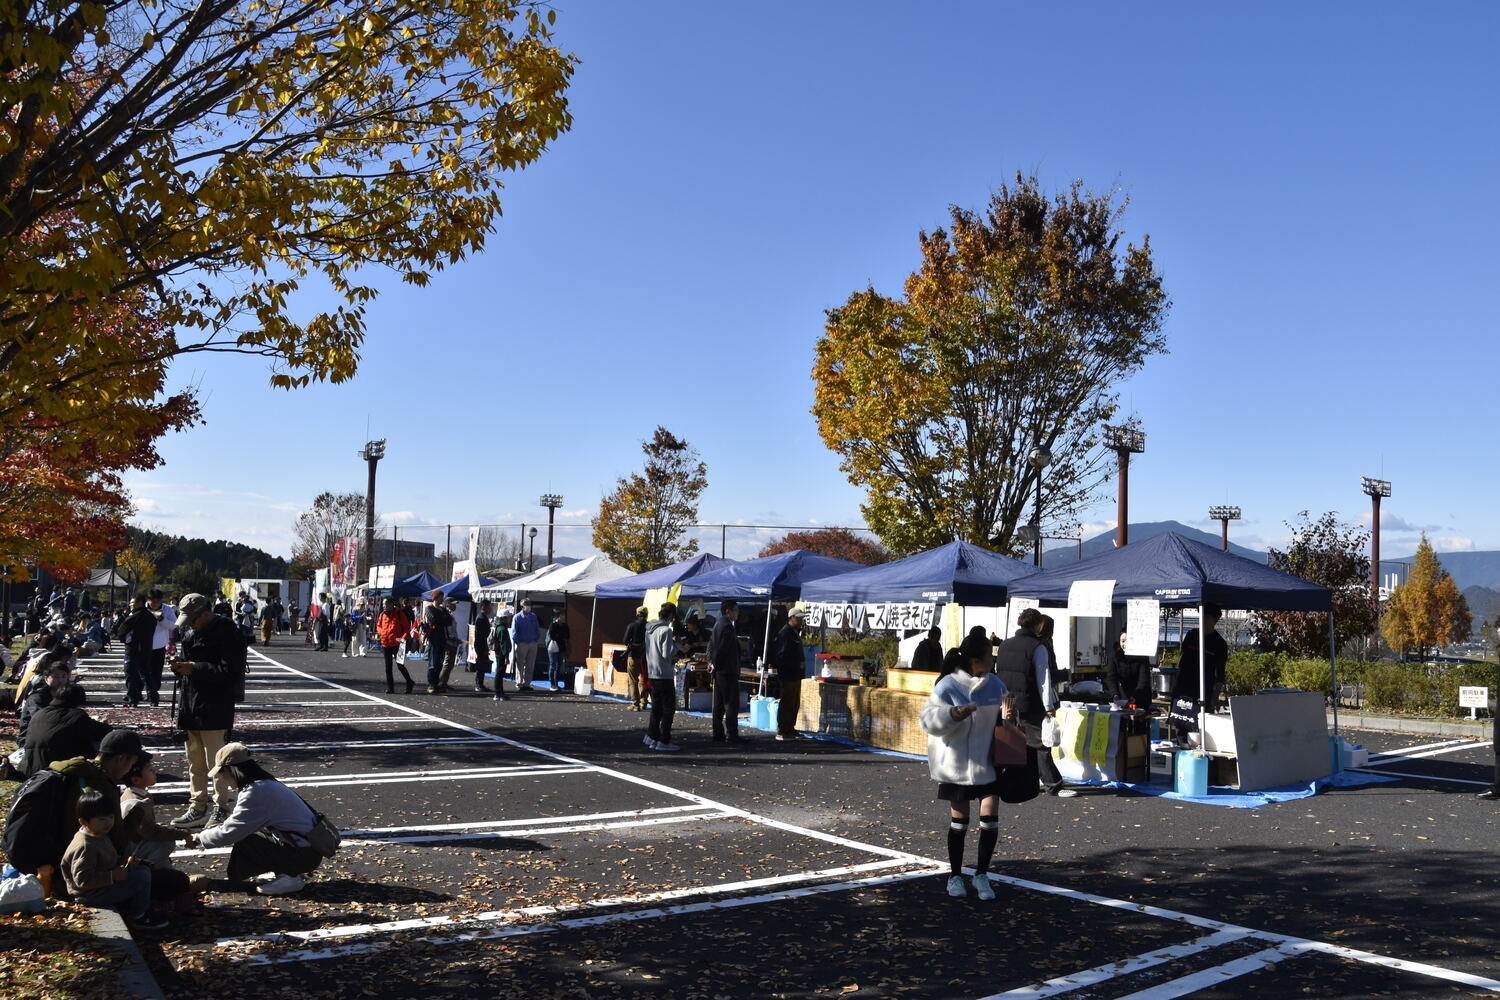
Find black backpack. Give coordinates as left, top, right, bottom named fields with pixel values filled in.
left=2, top=768, right=70, bottom=874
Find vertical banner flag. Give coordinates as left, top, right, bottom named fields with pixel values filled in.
left=467, top=526, right=482, bottom=596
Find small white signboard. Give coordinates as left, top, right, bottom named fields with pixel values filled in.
left=1124, top=599, right=1160, bottom=658
left=1067, top=580, right=1116, bottom=619
left=1006, top=597, right=1040, bottom=636
left=1459, top=685, right=1490, bottom=718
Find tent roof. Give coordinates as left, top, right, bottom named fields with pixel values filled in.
left=435, top=574, right=500, bottom=599
left=677, top=549, right=865, bottom=600
left=390, top=571, right=444, bottom=599
left=514, top=555, right=632, bottom=597
left=1006, top=531, right=1332, bottom=612
left=472, top=563, right=561, bottom=601
left=87, top=568, right=128, bottom=588
left=594, top=552, right=735, bottom=600
left=799, top=540, right=1038, bottom=606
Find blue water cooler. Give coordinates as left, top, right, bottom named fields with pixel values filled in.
left=1174, top=751, right=1209, bottom=796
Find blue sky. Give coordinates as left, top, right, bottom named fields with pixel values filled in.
left=128, top=1, right=1500, bottom=564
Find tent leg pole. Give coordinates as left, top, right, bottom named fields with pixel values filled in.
left=761, top=599, right=774, bottom=668
left=1329, top=609, right=1339, bottom=736
left=1198, top=602, right=1207, bottom=744
left=589, top=597, right=598, bottom=660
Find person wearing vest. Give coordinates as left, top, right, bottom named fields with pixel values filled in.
left=993, top=608, right=1076, bottom=798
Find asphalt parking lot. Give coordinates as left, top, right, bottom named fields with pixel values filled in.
left=70, top=639, right=1500, bottom=999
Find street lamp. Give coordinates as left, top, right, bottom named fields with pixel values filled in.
left=1208, top=505, right=1241, bottom=551
left=1361, top=477, right=1391, bottom=611
left=528, top=526, right=538, bottom=571
left=1103, top=421, right=1146, bottom=547
left=1028, top=445, right=1052, bottom=567
left=539, top=493, right=564, bottom=565
left=358, top=439, right=386, bottom=586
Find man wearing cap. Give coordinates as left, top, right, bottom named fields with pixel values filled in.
left=771, top=611, right=808, bottom=741
left=168, top=593, right=246, bottom=827
left=622, top=606, right=649, bottom=711
left=511, top=600, right=542, bottom=691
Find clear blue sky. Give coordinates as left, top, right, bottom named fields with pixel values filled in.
left=128, top=1, right=1500, bottom=564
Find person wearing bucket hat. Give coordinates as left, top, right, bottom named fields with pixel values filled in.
left=194, top=743, right=323, bottom=895
left=167, top=593, right=245, bottom=828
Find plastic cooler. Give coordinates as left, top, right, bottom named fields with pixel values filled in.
left=1174, top=751, right=1209, bottom=796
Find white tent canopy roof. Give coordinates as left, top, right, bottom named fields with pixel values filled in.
left=519, top=555, right=631, bottom=597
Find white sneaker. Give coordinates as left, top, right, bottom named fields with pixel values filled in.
left=946, top=875, right=967, bottom=898
left=973, top=873, right=996, bottom=900
left=256, top=874, right=307, bottom=895
left=643, top=734, right=659, bottom=750
left=1052, top=788, right=1078, bottom=799
left=655, top=741, right=681, bottom=752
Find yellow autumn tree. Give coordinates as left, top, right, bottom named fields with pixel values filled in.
left=592, top=428, right=707, bottom=573
left=1381, top=535, right=1472, bottom=659
left=811, top=176, right=1169, bottom=555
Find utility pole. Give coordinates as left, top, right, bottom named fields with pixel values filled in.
left=539, top=494, right=563, bottom=565
left=1103, top=421, right=1146, bottom=547
left=1028, top=446, right=1052, bottom=567
left=1208, top=506, right=1241, bottom=551
left=359, top=439, right=386, bottom=588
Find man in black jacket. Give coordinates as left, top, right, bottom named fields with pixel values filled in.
left=1171, top=603, right=1227, bottom=721
left=167, top=593, right=245, bottom=827
left=709, top=601, right=742, bottom=742
left=994, top=608, right=1075, bottom=798
left=114, top=595, right=157, bottom=708
left=1105, top=631, right=1154, bottom=709
left=22, top=683, right=113, bottom=777
left=911, top=627, right=944, bottom=672
left=771, top=611, right=806, bottom=741
left=622, top=607, right=649, bottom=711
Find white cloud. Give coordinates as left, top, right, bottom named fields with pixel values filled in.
left=1431, top=536, right=1475, bottom=552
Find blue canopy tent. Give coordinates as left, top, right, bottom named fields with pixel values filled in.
left=677, top=549, right=866, bottom=659
left=594, top=553, right=735, bottom=601
left=1006, top=532, right=1335, bottom=734
left=390, top=571, right=444, bottom=599
left=799, top=540, right=1038, bottom=607
left=436, top=574, right=500, bottom=600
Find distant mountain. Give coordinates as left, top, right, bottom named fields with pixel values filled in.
left=1042, top=520, right=1266, bottom=565
left=1461, top=585, right=1499, bottom=625
left=1388, top=551, right=1500, bottom=592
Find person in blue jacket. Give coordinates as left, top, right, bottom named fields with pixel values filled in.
left=919, top=643, right=1016, bottom=901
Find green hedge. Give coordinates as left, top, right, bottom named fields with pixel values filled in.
left=822, top=636, right=900, bottom=669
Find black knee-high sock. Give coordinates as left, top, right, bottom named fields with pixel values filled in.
left=976, top=814, right=1000, bottom=874
left=947, top=817, right=969, bottom=875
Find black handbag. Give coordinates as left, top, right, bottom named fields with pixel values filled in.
left=997, top=745, right=1040, bottom=804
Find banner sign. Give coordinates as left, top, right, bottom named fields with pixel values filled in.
left=801, top=601, right=936, bottom=631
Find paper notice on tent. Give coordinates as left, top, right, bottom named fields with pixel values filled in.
left=1067, top=580, right=1115, bottom=618
left=1006, top=597, right=1039, bottom=635
left=467, top=527, right=482, bottom=595
left=1124, top=599, right=1160, bottom=657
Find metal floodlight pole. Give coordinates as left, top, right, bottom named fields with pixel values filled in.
left=1360, top=477, right=1391, bottom=612
left=359, top=439, right=386, bottom=587
left=1208, top=505, right=1242, bottom=552
left=539, top=494, right=564, bottom=565
left=1103, top=421, right=1146, bottom=547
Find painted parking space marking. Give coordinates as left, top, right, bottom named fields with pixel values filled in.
left=151, top=762, right=588, bottom=795
left=985, top=930, right=1253, bottom=998
left=1348, top=767, right=1493, bottom=787
left=211, top=649, right=1500, bottom=995
left=1366, top=740, right=1491, bottom=765
left=143, top=736, right=494, bottom=755
left=1112, top=944, right=1303, bottom=999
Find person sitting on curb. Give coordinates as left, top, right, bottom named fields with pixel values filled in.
left=23, top=682, right=112, bottom=778
left=193, top=743, right=323, bottom=896
left=61, top=791, right=167, bottom=931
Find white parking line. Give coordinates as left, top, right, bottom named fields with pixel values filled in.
left=1347, top=767, right=1493, bottom=787
left=985, top=930, right=1253, bottom=998
left=151, top=762, right=587, bottom=794
left=215, top=859, right=938, bottom=963
left=1113, top=944, right=1303, bottom=999
left=143, top=737, right=493, bottom=755
left=222, top=716, right=421, bottom=727
left=1365, top=741, right=1490, bottom=765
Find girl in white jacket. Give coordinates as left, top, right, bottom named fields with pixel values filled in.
left=919, top=645, right=1017, bottom=900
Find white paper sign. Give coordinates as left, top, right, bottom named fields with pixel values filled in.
left=1006, top=598, right=1039, bottom=636
left=1067, top=580, right=1116, bottom=619
left=1124, top=599, right=1160, bottom=658
left=467, top=527, right=482, bottom=595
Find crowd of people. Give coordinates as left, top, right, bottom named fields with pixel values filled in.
left=3, top=590, right=335, bottom=932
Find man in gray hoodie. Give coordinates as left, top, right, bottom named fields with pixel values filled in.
left=643, top=603, right=682, bottom=752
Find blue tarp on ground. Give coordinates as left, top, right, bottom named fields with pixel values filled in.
left=435, top=574, right=500, bottom=599
left=1006, top=531, right=1332, bottom=611
left=593, top=552, right=735, bottom=600
left=1073, top=768, right=1396, bottom=808
left=390, top=571, right=444, bottom=599
left=798, top=540, right=1038, bottom=606
left=676, top=549, right=865, bottom=600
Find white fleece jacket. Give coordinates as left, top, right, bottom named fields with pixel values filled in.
left=919, top=670, right=1010, bottom=786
